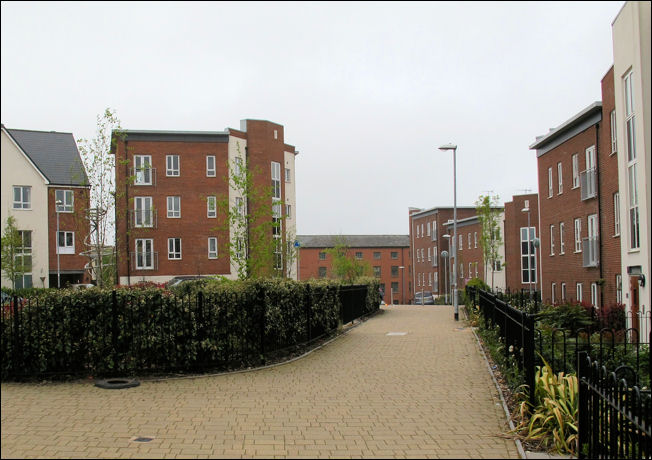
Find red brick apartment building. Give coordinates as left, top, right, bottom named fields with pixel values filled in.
left=112, top=119, right=297, bottom=285
left=296, top=235, right=410, bottom=305
left=503, top=193, right=540, bottom=295
left=1, top=127, right=92, bottom=288
left=530, top=68, right=621, bottom=307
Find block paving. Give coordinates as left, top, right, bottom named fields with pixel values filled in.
left=1, top=305, right=520, bottom=458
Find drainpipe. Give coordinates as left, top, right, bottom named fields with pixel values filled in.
left=595, top=123, right=604, bottom=308
left=124, top=138, right=131, bottom=286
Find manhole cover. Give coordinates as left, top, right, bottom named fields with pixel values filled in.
left=95, top=378, right=140, bottom=389
left=131, top=437, right=154, bottom=443
left=386, top=332, right=407, bottom=336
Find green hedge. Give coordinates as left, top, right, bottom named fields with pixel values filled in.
left=1, top=279, right=379, bottom=380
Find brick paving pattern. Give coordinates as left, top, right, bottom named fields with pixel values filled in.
left=1, top=305, right=520, bottom=459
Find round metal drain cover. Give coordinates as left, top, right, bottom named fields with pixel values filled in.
left=94, top=378, right=140, bottom=389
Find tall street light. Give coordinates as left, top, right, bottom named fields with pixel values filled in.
left=441, top=249, right=449, bottom=304
left=521, top=206, right=533, bottom=300
left=56, top=199, right=62, bottom=288
left=439, top=144, right=458, bottom=320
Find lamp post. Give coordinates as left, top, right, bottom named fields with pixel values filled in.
left=521, top=206, right=533, bottom=300
left=55, top=199, right=62, bottom=288
left=439, top=143, right=458, bottom=320
left=294, top=240, right=301, bottom=280
left=399, top=266, right=405, bottom=304
left=441, top=249, right=449, bottom=304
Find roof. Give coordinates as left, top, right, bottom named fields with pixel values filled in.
left=296, top=235, right=410, bottom=249
left=529, top=102, right=602, bottom=154
left=6, top=128, right=88, bottom=186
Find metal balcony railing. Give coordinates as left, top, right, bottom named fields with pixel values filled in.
left=131, top=251, right=158, bottom=271
left=582, top=237, right=599, bottom=267
left=580, top=168, right=596, bottom=200
left=129, top=210, right=158, bottom=229
left=129, top=167, right=157, bottom=186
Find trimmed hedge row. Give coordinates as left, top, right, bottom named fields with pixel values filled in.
left=1, top=278, right=380, bottom=380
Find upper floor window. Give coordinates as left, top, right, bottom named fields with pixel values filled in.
left=13, top=186, right=31, bottom=209
left=208, top=237, right=218, bottom=259
left=416, top=225, right=420, bottom=238
left=374, top=251, right=381, bottom=260
left=206, top=155, right=216, bottom=177
left=427, top=224, right=431, bottom=237
left=134, top=196, right=153, bottom=228
left=459, top=234, right=463, bottom=251
left=271, top=161, right=281, bottom=200
left=207, top=196, right=217, bottom=218
left=427, top=247, right=431, bottom=261
left=134, top=155, right=152, bottom=185
left=613, top=192, right=620, bottom=236
left=285, top=204, right=291, bottom=219
left=468, top=233, right=471, bottom=249
left=624, top=71, right=639, bottom=250
left=319, top=251, right=326, bottom=260
left=548, top=167, right=553, bottom=197
left=55, top=189, right=74, bottom=212
left=572, top=154, right=579, bottom=189
left=557, top=162, right=563, bottom=194
left=559, top=222, right=565, bottom=254
left=285, top=168, right=291, bottom=182
left=57, top=231, right=74, bottom=254
left=574, top=218, right=582, bottom=252
left=167, top=196, right=181, bottom=218
left=168, top=238, right=182, bottom=260
left=355, top=252, right=363, bottom=260
left=610, top=110, right=617, bottom=154
left=391, top=251, right=398, bottom=259
left=432, top=221, right=437, bottom=239
left=166, top=155, right=180, bottom=176
left=433, top=246, right=438, bottom=267
left=549, top=224, right=555, bottom=255
left=474, top=232, right=477, bottom=248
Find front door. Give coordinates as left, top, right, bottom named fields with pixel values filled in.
left=629, top=276, right=640, bottom=333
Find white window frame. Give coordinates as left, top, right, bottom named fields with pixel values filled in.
left=551, top=283, right=556, bottom=304
left=520, top=226, right=536, bottom=284
left=13, top=186, right=31, bottom=209
left=561, top=283, right=567, bottom=301
left=613, top=192, right=620, bottom=236
left=468, top=263, right=472, bottom=279
left=285, top=204, right=291, bottom=219
left=616, top=274, right=622, bottom=303
left=576, top=283, right=583, bottom=302
left=417, top=225, right=420, bottom=238
left=167, top=196, right=181, bottom=218
left=460, top=263, right=464, bottom=279
left=548, top=167, right=553, bottom=197
left=433, top=246, right=438, bottom=267
left=474, top=232, right=477, bottom=248
left=427, top=223, right=431, bottom=237
left=624, top=71, right=639, bottom=250
left=207, top=196, right=217, bottom=218
left=134, top=196, right=153, bottom=228
left=572, top=154, right=579, bottom=189
left=468, top=233, right=471, bottom=249
left=427, top=247, right=431, bottom=261
left=166, top=154, right=180, bottom=177
left=271, top=161, right=281, bottom=200
left=206, top=155, right=216, bottom=177
left=135, top=238, right=154, bottom=270
left=459, top=234, right=463, bottom=251
left=208, top=237, right=218, bottom=259
left=559, top=222, right=565, bottom=255
left=134, top=155, right=152, bottom=185
left=57, top=230, right=74, bottom=254
left=574, top=218, right=582, bottom=252
left=549, top=225, right=555, bottom=255
left=557, top=162, right=563, bottom=194
left=168, top=238, right=182, bottom=260
left=610, top=110, right=617, bottom=154
left=590, top=282, right=598, bottom=307
left=16, top=231, right=32, bottom=288
left=55, top=189, right=74, bottom=213
left=285, top=168, right=291, bottom=183
left=433, top=221, right=437, bottom=239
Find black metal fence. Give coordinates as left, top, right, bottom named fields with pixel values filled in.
left=578, top=352, right=651, bottom=459
left=1, top=284, right=375, bottom=380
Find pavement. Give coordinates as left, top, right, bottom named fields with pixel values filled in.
left=1, top=305, right=521, bottom=459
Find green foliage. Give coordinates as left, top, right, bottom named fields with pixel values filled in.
left=1, top=216, right=31, bottom=290
left=475, top=194, right=503, bottom=289
left=477, top=325, right=526, bottom=390
left=326, top=237, right=371, bottom=283
left=537, top=302, right=594, bottom=333
left=1, top=279, right=379, bottom=380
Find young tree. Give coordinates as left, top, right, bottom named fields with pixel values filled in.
left=327, top=236, right=371, bottom=283
left=475, top=194, right=503, bottom=290
left=215, top=147, right=295, bottom=279
left=1, top=216, right=30, bottom=290
left=77, top=108, right=123, bottom=287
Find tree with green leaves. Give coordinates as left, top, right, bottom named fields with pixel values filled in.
left=1, top=216, right=31, bottom=290
left=215, top=147, right=296, bottom=279
left=475, top=194, right=503, bottom=290
left=77, top=108, right=124, bottom=287
left=326, top=236, right=371, bottom=283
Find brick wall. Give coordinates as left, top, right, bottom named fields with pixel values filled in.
left=504, top=194, right=539, bottom=294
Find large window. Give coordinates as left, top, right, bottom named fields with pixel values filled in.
left=624, top=71, right=639, bottom=249
left=168, top=238, right=182, bottom=260
left=135, top=239, right=154, bottom=270
left=167, top=196, right=181, bottom=218
left=57, top=231, right=74, bottom=254
left=55, top=190, right=74, bottom=212
left=134, top=197, right=153, bottom=227
left=271, top=162, right=281, bottom=200
left=13, top=186, right=31, bottom=209
left=134, top=155, right=152, bottom=185
left=520, top=227, right=536, bottom=284
left=15, top=231, right=32, bottom=288
left=166, top=155, right=180, bottom=176
left=551, top=283, right=556, bottom=304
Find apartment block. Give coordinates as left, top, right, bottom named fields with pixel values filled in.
left=503, top=193, right=540, bottom=295
left=296, top=235, right=410, bottom=304
left=112, top=119, right=297, bottom=285
left=1, top=125, right=91, bottom=288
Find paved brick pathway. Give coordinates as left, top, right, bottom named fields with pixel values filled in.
left=1, top=305, right=520, bottom=459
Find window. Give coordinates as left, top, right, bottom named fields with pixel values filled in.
left=494, top=260, right=501, bottom=271
left=474, top=232, right=477, bottom=248
left=15, top=231, right=32, bottom=288
left=421, top=248, right=424, bottom=261
left=55, top=190, right=74, bottom=212
left=474, top=262, right=478, bottom=278
left=459, top=235, right=463, bottom=251
left=166, top=155, right=180, bottom=176
left=319, top=267, right=327, bottom=278
left=610, top=110, right=617, bottom=154
left=373, top=266, right=381, bottom=277
left=391, top=266, right=399, bottom=277
left=319, top=252, right=326, bottom=260
left=428, top=272, right=432, bottom=286
left=427, top=224, right=430, bottom=237
left=208, top=237, right=218, bottom=259
left=433, top=272, right=438, bottom=292
left=167, top=196, right=180, bottom=218
left=576, top=283, right=583, bottom=302
left=574, top=218, right=582, bottom=252
left=274, top=129, right=278, bottom=139
left=468, top=263, right=472, bottom=278
left=559, top=222, right=565, bottom=254
left=134, top=197, right=153, bottom=227
left=13, top=186, right=31, bottom=209
left=285, top=204, right=291, bottom=219
left=391, top=282, right=398, bottom=293
left=417, top=273, right=421, bottom=286
left=590, top=282, right=598, bottom=307
left=355, top=252, right=363, bottom=260
left=460, top=263, right=464, bottom=279
left=416, top=226, right=420, bottom=238
left=561, top=283, right=567, bottom=302
left=135, top=239, right=154, bottom=270
left=271, top=162, right=281, bottom=200
left=572, top=154, right=579, bottom=189
left=520, top=227, right=536, bottom=284
left=421, top=224, right=424, bottom=237
left=432, top=221, right=437, bottom=239
left=373, top=252, right=381, bottom=260
left=391, top=252, right=398, bottom=259
left=236, top=197, right=245, bottom=217
left=551, top=283, right=556, bottom=304
left=616, top=274, right=622, bottom=303
left=134, top=155, right=152, bottom=185
left=557, top=162, right=563, bottom=194
left=207, top=196, right=217, bottom=218
left=427, top=247, right=431, bottom=261
left=433, top=246, right=438, bottom=267
left=468, top=233, right=471, bottom=249
left=234, top=157, right=243, bottom=177
left=625, top=71, right=639, bottom=249
left=548, top=167, right=553, bottom=197
left=549, top=225, right=555, bottom=255
left=57, top=231, right=74, bottom=254
left=168, top=238, right=181, bottom=260
left=285, top=168, right=291, bottom=183
left=613, top=193, right=620, bottom=236
left=206, top=155, right=216, bottom=177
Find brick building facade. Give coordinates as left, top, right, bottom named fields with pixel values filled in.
left=503, top=193, right=540, bottom=296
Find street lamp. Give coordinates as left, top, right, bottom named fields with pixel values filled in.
left=439, top=143, right=458, bottom=320
left=441, top=249, right=449, bottom=304
left=55, top=199, right=62, bottom=288
left=521, top=206, right=533, bottom=300
left=399, top=266, right=405, bottom=304
left=294, top=240, right=301, bottom=280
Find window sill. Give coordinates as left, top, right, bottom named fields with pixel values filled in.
left=628, top=248, right=641, bottom=254
left=613, top=233, right=620, bottom=238
left=12, top=207, right=32, bottom=211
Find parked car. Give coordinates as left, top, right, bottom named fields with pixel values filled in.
left=413, top=291, right=435, bottom=305
left=71, top=283, right=95, bottom=290
left=166, top=276, right=211, bottom=288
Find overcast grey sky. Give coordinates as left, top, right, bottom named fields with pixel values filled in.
left=1, top=1, right=625, bottom=236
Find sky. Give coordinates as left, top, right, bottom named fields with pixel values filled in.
left=1, top=1, right=625, bottom=237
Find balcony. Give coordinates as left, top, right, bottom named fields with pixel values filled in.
left=580, top=168, right=596, bottom=200
left=129, top=167, right=157, bottom=186
left=129, top=210, right=158, bottom=229
left=582, top=237, right=599, bottom=267
left=131, top=251, right=159, bottom=271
